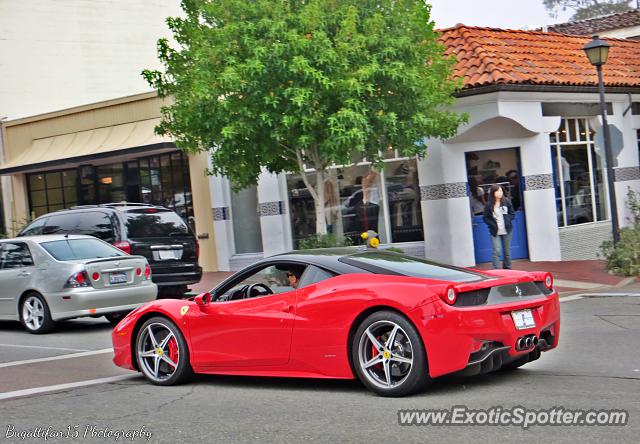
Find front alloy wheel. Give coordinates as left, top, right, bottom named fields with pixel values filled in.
left=135, top=317, right=192, bottom=385
left=352, top=311, right=429, bottom=397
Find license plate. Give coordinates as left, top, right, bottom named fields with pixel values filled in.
left=109, top=272, right=127, bottom=285
left=158, top=250, right=178, bottom=260
left=511, top=309, right=536, bottom=330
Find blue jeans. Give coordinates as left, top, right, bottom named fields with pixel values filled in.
left=491, top=231, right=513, bottom=269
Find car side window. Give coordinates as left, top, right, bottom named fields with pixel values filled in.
left=215, top=264, right=306, bottom=301
left=0, top=243, right=34, bottom=269
left=76, top=211, right=116, bottom=242
left=20, top=218, right=47, bottom=236
left=42, top=213, right=79, bottom=235
left=297, top=265, right=337, bottom=289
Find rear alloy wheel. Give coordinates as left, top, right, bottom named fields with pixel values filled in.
left=135, top=317, right=192, bottom=385
left=20, top=293, right=55, bottom=334
left=352, top=311, right=429, bottom=397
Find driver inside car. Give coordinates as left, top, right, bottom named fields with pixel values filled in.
left=287, top=270, right=302, bottom=289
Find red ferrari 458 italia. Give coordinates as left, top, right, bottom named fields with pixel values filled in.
left=112, top=250, right=560, bottom=397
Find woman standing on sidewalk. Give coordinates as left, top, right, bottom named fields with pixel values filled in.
left=483, top=184, right=515, bottom=269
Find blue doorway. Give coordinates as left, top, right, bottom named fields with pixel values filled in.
left=466, top=148, right=529, bottom=264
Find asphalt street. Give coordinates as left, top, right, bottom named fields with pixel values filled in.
left=0, top=294, right=639, bottom=443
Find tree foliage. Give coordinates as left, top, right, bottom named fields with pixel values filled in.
left=544, top=0, right=635, bottom=21
left=143, top=0, right=465, bottom=234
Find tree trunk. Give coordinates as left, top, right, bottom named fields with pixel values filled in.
left=314, top=169, right=327, bottom=235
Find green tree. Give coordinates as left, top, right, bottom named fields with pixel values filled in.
left=143, top=0, right=465, bottom=234
left=544, top=0, right=636, bottom=21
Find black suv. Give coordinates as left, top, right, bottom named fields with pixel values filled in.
left=19, top=203, right=202, bottom=297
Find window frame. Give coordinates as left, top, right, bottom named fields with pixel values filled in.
left=0, top=241, right=35, bottom=270
left=550, top=117, right=610, bottom=228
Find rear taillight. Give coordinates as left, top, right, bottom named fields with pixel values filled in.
left=113, top=241, right=131, bottom=255
left=65, top=271, right=91, bottom=288
left=136, top=268, right=142, bottom=276
left=543, top=272, right=553, bottom=290
left=144, top=264, right=151, bottom=280
left=92, top=272, right=100, bottom=281
left=439, top=285, right=458, bottom=305
left=196, top=240, right=200, bottom=260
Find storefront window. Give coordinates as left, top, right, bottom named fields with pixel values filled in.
left=28, top=170, right=77, bottom=217
left=26, top=151, right=194, bottom=226
left=287, top=158, right=422, bottom=248
left=550, top=118, right=608, bottom=227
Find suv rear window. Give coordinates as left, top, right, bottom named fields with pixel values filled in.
left=125, top=210, right=190, bottom=238
left=339, top=252, right=485, bottom=283
left=41, top=239, right=126, bottom=261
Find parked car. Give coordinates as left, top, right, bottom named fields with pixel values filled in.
left=19, top=203, right=202, bottom=297
left=0, top=235, right=157, bottom=333
left=112, top=250, right=559, bottom=397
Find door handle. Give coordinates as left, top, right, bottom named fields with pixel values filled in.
left=282, top=304, right=294, bottom=313
left=18, top=271, right=31, bottom=277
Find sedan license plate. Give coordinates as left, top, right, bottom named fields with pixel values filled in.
left=511, top=309, right=536, bottom=330
left=109, top=272, right=127, bottom=285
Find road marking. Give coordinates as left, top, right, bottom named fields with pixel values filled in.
left=560, top=295, right=584, bottom=303
left=0, top=343, right=89, bottom=352
left=559, top=292, right=640, bottom=303
left=0, top=374, right=139, bottom=401
left=0, top=348, right=113, bottom=369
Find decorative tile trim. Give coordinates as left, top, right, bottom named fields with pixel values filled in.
left=420, top=182, right=467, bottom=201
left=259, top=201, right=286, bottom=217
left=524, top=174, right=554, bottom=191
left=212, top=207, right=229, bottom=221
left=614, top=166, right=640, bottom=182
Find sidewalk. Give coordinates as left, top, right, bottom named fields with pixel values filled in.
left=188, top=259, right=637, bottom=296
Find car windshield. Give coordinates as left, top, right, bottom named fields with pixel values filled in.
left=41, top=239, right=126, bottom=261
left=339, top=252, right=485, bottom=282
left=125, top=210, right=189, bottom=238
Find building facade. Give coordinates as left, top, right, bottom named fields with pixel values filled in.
left=210, top=26, right=640, bottom=270
left=0, top=93, right=219, bottom=272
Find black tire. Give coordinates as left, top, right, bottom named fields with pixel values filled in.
left=351, top=310, right=430, bottom=397
left=105, top=312, right=127, bottom=326
left=19, top=292, right=55, bottom=334
left=135, top=316, right=192, bottom=385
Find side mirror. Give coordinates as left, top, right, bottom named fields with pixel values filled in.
left=194, top=292, right=211, bottom=306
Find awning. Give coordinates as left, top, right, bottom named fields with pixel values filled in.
left=0, top=118, right=176, bottom=175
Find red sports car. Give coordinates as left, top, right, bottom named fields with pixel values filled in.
left=112, top=250, right=560, bottom=397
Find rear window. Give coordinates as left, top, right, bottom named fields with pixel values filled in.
left=41, top=239, right=126, bottom=261
left=339, top=252, right=484, bottom=283
left=125, top=210, right=190, bottom=238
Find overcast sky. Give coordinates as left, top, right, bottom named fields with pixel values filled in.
left=428, top=0, right=575, bottom=30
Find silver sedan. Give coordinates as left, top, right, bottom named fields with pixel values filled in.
left=0, top=234, right=157, bottom=333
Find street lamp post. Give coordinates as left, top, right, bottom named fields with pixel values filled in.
left=583, top=35, right=620, bottom=244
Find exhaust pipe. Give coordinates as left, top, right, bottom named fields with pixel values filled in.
left=532, top=336, right=539, bottom=347
left=524, top=337, right=532, bottom=348
left=516, top=337, right=525, bottom=350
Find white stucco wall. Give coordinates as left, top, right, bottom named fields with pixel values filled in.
left=0, top=0, right=183, bottom=120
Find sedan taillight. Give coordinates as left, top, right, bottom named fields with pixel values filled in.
left=65, top=271, right=92, bottom=288
left=144, top=264, right=151, bottom=280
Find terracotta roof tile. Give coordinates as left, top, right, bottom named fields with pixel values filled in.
left=437, top=25, right=640, bottom=89
left=546, top=9, right=640, bottom=35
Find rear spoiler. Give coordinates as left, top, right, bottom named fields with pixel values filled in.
left=83, top=255, right=147, bottom=264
